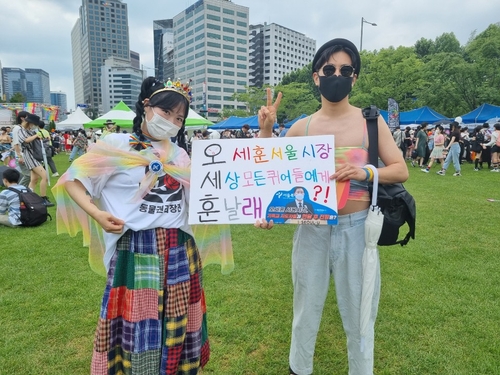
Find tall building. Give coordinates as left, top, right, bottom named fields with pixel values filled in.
left=100, top=56, right=142, bottom=112
left=172, top=0, right=250, bottom=120
left=249, top=23, right=316, bottom=87
left=71, top=0, right=130, bottom=112
left=130, top=50, right=140, bottom=69
left=25, top=69, right=51, bottom=103
left=71, top=18, right=85, bottom=106
left=2, top=67, right=51, bottom=103
left=0, top=60, right=4, bottom=101
left=51, top=91, right=68, bottom=121
left=153, top=19, right=174, bottom=81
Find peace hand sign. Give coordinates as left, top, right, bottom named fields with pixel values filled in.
left=258, top=87, right=282, bottom=137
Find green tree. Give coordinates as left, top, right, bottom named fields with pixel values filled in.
left=434, top=32, right=462, bottom=54
left=227, top=85, right=271, bottom=117
left=9, top=92, right=26, bottom=103
left=274, top=82, right=320, bottom=122
left=415, top=37, right=435, bottom=59
left=281, top=62, right=320, bottom=102
left=351, top=46, right=426, bottom=111
left=218, top=107, right=249, bottom=121
left=464, top=24, right=500, bottom=105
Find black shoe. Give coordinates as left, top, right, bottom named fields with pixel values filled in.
left=43, top=197, right=55, bottom=207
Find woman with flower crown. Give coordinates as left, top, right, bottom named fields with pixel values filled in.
left=52, top=77, right=228, bottom=374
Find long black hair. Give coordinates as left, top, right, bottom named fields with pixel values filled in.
left=132, top=77, right=189, bottom=151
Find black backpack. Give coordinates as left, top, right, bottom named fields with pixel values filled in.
left=29, top=139, right=45, bottom=162
left=363, top=105, right=416, bottom=246
left=8, top=187, right=50, bottom=226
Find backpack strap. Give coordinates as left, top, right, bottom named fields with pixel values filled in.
left=362, top=105, right=380, bottom=166
left=7, top=187, right=28, bottom=194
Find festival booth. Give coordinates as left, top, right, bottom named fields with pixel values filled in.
left=209, top=115, right=261, bottom=130
left=84, top=101, right=135, bottom=129
left=56, top=107, right=92, bottom=131
left=380, top=106, right=448, bottom=126
left=459, top=103, right=500, bottom=124
left=399, top=106, right=448, bottom=125
left=185, top=108, right=214, bottom=130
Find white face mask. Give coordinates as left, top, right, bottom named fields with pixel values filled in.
left=145, top=107, right=180, bottom=140
left=294, top=193, right=304, bottom=201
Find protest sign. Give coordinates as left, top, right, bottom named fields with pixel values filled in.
left=189, top=135, right=339, bottom=225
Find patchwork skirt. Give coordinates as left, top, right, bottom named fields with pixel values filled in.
left=91, top=228, right=210, bottom=375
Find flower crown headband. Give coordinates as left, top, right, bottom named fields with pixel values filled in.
left=150, top=78, right=193, bottom=103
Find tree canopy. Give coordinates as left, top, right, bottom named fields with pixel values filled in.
left=226, top=23, right=500, bottom=121
left=9, top=92, right=26, bottom=103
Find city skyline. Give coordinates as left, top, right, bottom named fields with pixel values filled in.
left=1, top=0, right=498, bottom=112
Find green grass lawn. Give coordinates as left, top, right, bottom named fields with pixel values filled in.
left=1, top=154, right=499, bottom=374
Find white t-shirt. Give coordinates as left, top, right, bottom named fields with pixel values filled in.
left=209, top=130, right=221, bottom=139
left=11, top=125, right=21, bottom=146
left=76, top=133, right=193, bottom=270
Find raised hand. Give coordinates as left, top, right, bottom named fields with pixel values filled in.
left=258, top=87, right=282, bottom=137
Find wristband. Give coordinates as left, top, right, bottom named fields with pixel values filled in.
left=362, top=167, right=372, bottom=182
left=363, top=166, right=374, bottom=182
left=367, top=167, right=374, bottom=182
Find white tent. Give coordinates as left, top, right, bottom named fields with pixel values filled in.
left=56, top=107, right=92, bottom=131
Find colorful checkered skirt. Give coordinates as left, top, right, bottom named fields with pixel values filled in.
left=91, top=228, right=210, bottom=375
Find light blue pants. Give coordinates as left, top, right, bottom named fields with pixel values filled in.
left=443, top=143, right=461, bottom=172
left=16, top=158, right=31, bottom=187
left=289, top=209, right=380, bottom=375
left=69, top=146, right=85, bottom=161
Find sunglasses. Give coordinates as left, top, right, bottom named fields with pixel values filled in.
left=321, top=64, right=355, bottom=78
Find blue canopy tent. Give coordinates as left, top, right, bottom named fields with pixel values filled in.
left=399, top=106, right=448, bottom=125
left=377, top=107, right=448, bottom=125
left=283, top=114, right=308, bottom=128
left=380, top=109, right=389, bottom=123
left=459, top=103, right=500, bottom=124
left=210, top=115, right=279, bottom=130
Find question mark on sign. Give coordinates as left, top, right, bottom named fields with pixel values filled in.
left=313, top=185, right=322, bottom=201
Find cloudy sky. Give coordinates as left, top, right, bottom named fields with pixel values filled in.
left=0, top=0, right=498, bottom=111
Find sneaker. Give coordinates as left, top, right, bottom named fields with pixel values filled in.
left=453, top=172, right=462, bottom=177
left=52, top=172, right=59, bottom=177
left=410, top=161, right=415, bottom=167
left=474, top=168, right=479, bottom=171
left=43, top=198, right=55, bottom=207
left=437, top=170, right=445, bottom=175
left=421, top=168, right=429, bottom=173
left=491, top=169, right=499, bottom=172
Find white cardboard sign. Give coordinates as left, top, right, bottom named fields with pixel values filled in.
left=188, top=136, right=338, bottom=225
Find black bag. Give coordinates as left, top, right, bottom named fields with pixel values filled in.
left=363, top=105, right=416, bottom=246
left=40, top=134, right=52, bottom=158
left=29, top=139, right=44, bottom=162
left=8, top=187, right=50, bottom=226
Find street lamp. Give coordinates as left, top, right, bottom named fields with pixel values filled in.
left=360, top=17, right=377, bottom=52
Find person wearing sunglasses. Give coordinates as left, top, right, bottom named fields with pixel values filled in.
left=257, top=38, right=408, bottom=375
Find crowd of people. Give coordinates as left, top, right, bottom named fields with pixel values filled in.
left=0, top=116, right=122, bottom=227
left=391, top=121, right=500, bottom=176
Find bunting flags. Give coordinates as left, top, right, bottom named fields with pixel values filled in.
left=0, top=102, right=59, bottom=122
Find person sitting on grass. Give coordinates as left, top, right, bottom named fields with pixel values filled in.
left=0, top=168, right=23, bottom=227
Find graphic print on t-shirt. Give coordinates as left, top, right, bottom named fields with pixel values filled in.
left=142, top=166, right=183, bottom=204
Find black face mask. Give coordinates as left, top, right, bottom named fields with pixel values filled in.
left=318, top=75, right=353, bottom=103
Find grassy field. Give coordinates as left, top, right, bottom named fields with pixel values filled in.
left=1, top=153, right=499, bottom=374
